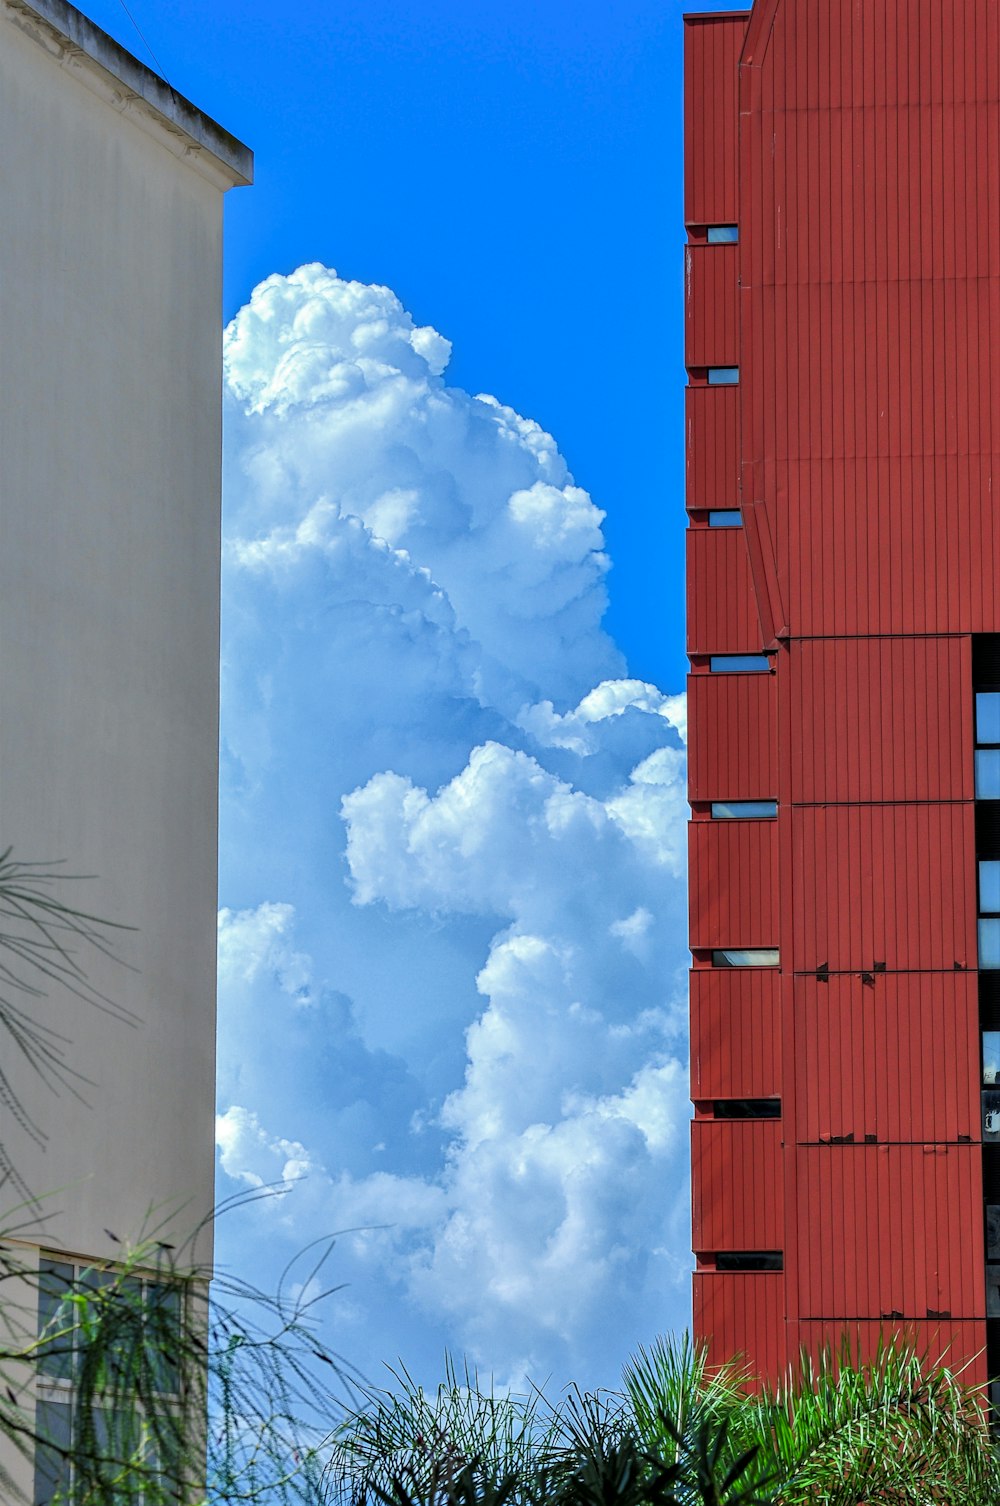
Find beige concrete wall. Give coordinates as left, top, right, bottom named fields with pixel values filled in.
left=0, top=9, right=234, bottom=1271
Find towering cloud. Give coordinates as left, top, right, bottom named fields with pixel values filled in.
left=217, top=265, right=691, bottom=1386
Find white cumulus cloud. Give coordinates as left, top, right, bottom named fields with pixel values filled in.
left=216, top=266, right=691, bottom=1388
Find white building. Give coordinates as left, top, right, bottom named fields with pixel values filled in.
left=0, top=0, right=251, bottom=1495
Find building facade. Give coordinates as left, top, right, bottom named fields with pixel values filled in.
left=686, top=0, right=1000, bottom=1389
left=0, top=0, right=250, bottom=1494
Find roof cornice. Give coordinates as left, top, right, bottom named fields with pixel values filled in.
left=3, top=0, right=253, bottom=189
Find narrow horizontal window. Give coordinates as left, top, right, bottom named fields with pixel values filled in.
left=711, top=800, right=777, bottom=819
left=715, top=1251, right=782, bottom=1273
left=985, top=1032, right=1000, bottom=1086
left=707, top=366, right=739, bottom=385
left=709, top=655, right=769, bottom=673
left=981, top=919, right=1000, bottom=970
left=978, top=692, right=1000, bottom=745
left=983, top=861, right=1000, bottom=915
left=711, top=948, right=779, bottom=968
left=708, top=510, right=742, bottom=527
left=712, top=1098, right=780, bottom=1119
left=707, top=225, right=739, bottom=244
left=976, top=749, right=1000, bottom=800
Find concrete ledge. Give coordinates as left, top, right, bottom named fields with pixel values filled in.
left=4, top=0, right=253, bottom=186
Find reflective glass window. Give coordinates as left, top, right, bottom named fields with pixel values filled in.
left=980, top=918, right=1000, bottom=969
left=708, top=510, right=742, bottom=527
left=34, top=1400, right=72, bottom=1506
left=711, top=948, right=779, bottom=968
left=707, top=225, right=739, bottom=244
left=707, top=366, right=739, bottom=385
left=982, top=861, right=1000, bottom=914
left=37, top=1259, right=74, bottom=1379
left=988, top=1266, right=1000, bottom=1316
left=985, top=1033, right=1000, bottom=1085
left=976, top=750, right=1000, bottom=799
left=709, top=655, right=770, bottom=673
left=985, top=1089, right=1000, bottom=1140
left=711, top=801, right=777, bottom=819
left=978, top=692, right=1000, bottom=745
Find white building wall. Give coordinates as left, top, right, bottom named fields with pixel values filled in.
left=0, top=1, right=250, bottom=1269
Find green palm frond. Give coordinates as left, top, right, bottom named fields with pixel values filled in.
left=326, top=1353, right=561, bottom=1506
left=755, top=1338, right=1000, bottom=1506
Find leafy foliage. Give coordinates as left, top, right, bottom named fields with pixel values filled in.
left=326, top=1336, right=1000, bottom=1506
left=324, top=1354, right=561, bottom=1506
left=0, top=1213, right=356, bottom=1504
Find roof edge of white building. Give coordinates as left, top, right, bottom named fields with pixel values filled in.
left=4, top=0, right=253, bottom=187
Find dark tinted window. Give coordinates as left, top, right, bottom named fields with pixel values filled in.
left=712, top=1099, right=780, bottom=1119
left=715, top=1251, right=782, bottom=1272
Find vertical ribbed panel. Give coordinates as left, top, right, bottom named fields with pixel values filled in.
left=740, top=0, right=1000, bottom=641
left=689, top=818, right=778, bottom=949
left=685, top=244, right=740, bottom=367
left=793, top=974, right=979, bottom=1146
left=686, top=528, right=761, bottom=655
left=683, top=15, right=747, bottom=226
left=687, top=673, right=776, bottom=802
left=694, top=1272, right=786, bottom=1385
left=774, top=458, right=1000, bottom=637
left=686, top=386, right=740, bottom=508
left=692, top=1119, right=784, bottom=1251
left=790, top=1322, right=987, bottom=1386
left=787, top=637, right=974, bottom=803
left=688, top=0, right=1000, bottom=1384
left=691, top=969, right=781, bottom=1101
left=792, top=1146, right=984, bottom=1320
left=790, top=804, right=977, bottom=972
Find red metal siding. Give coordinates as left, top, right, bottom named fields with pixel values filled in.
left=689, top=817, right=778, bottom=950
left=786, top=637, right=974, bottom=804
left=686, top=385, right=740, bottom=509
left=687, top=673, right=776, bottom=803
left=739, top=0, right=1000, bottom=642
left=683, top=15, right=747, bottom=226
left=694, top=1272, right=786, bottom=1382
left=685, top=244, right=740, bottom=368
left=691, top=968, right=781, bottom=1102
left=688, top=0, right=995, bottom=1384
left=792, top=974, right=979, bottom=1147
left=692, top=1119, right=784, bottom=1252
left=789, top=803, right=977, bottom=973
left=792, top=1146, right=984, bottom=1321
left=686, top=528, right=760, bottom=655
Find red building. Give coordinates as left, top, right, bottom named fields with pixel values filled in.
left=685, top=0, right=1000, bottom=1389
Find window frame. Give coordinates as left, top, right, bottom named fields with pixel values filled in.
left=33, top=1253, right=187, bottom=1506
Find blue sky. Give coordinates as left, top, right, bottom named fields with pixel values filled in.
left=83, top=0, right=738, bottom=1392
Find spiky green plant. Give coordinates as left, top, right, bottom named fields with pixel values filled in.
left=623, top=1333, right=1000, bottom=1506
left=757, top=1339, right=1000, bottom=1505
left=325, top=1355, right=564, bottom=1506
